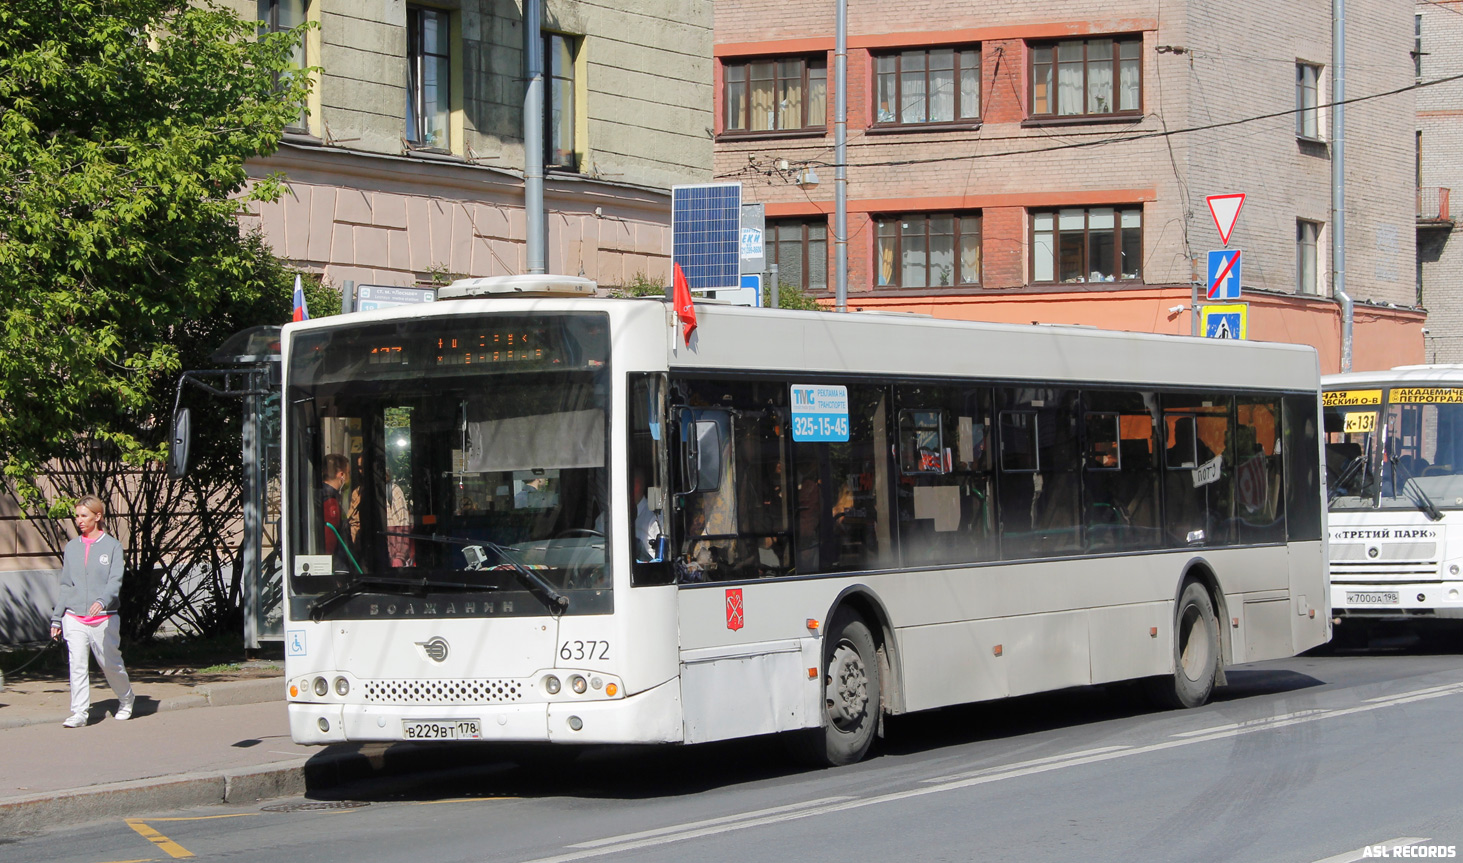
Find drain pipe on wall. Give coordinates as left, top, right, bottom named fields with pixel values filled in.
left=524, top=0, right=546, bottom=274
left=1333, top=0, right=1353, bottom=371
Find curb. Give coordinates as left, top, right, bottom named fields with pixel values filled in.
left=0, top=761, right=309, bottom=837
left=0, top=677, right=284, bottom=730
left=0, top=739, right=503, bottom=836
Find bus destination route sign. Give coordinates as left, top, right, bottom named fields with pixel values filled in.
left=790, top=384, right=850, bottom=442
left=1321, top=389, right=1382, bottom=407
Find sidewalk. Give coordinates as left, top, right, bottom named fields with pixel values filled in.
left=0, top=669, right=318, bottom=836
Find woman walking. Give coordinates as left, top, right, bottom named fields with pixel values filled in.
left=49, top=494, right=134, bottom=728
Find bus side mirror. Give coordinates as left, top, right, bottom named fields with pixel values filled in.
left=678, top=410, right=723, bottom=493
left=167, top=407, right=192, bottom=480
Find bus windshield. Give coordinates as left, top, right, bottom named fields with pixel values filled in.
left=285, top=312, right=611, bottom=619
left=1325, top=391, right=1463, bottom=514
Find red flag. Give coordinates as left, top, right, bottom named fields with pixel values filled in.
left=673, top=262, right=697, bottom=342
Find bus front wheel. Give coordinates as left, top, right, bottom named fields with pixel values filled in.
left=791, top=611, right=881, bottom=767
left=1147, top=581, right=1220, bottom=710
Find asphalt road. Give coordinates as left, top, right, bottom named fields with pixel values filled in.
left=17, top=638, right=1463, bottom=863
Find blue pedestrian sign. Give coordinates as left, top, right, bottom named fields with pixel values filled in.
left=1201, top=303, right=1248, bottom=340
left=1207, top=249, right=1242, bottom=300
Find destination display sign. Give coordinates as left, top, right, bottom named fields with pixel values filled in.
left=1322, top=390, right=1382, bottom=407
left=1389, top=387, right=1463, bottom=404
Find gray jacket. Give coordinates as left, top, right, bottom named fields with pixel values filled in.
left=50, top=533, right=125, bottom=623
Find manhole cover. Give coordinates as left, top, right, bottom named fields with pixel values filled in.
left=261, top=800, right=372, bottom=813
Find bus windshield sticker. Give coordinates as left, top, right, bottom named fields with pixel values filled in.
left=790, top=384, right=850, bottom=442
left=1389, top=387, right=1463, bottom=404
left=1322, top=389, right=1382, bottom=407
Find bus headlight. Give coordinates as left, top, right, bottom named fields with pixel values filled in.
left=543, top=675, right=561, bottom=695
left=334, top=676, right=350, bottom=696
left=313, top=676, right=328, bottom=697
left=570, top=675, right=588, bottom=694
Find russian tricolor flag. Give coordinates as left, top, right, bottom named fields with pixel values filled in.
left=292, top=274, right=310, bottom=322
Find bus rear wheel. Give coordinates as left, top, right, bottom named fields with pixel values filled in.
left=1147, top=581, right=1220, bottom=710
left=789, top=612, right=881, bottom=767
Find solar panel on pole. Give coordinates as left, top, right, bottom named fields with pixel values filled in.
left=672, top=183, right=742, bottom=291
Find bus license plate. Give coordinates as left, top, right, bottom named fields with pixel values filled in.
left=1346, top=591, right=1399, bottom=605
left=402, top=720, right=481, bottom=740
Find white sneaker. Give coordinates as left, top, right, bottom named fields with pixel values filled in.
left=62, top=713, right=87, bottom=728
left=115, top=697, right=134, bottom=721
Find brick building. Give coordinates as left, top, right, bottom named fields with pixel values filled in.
left=715, top=0, right=1423, bottom=372
left=1418, top=0, right=1463, bottom=362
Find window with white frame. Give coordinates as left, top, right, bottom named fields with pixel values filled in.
left=1296, top=62, right=1321, bottom=140
left=406, top=5, right=450, bottom=150
left=1031, top=207, right=1142, bottom=284
left=875, top=47, right=980, bottom=125
left=1297, top=220, right=1321, bottom=294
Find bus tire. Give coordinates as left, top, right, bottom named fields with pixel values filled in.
left=790, top=612, right=881, bottom=767
left=1147, top=581, right=1220, bottom=710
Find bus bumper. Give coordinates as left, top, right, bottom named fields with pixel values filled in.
left=1331, top=581, right=1463, bottom=619
left=289, top=677, right=683, bottom=746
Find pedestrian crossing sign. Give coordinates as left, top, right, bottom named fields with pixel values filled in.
left=1201, top=303, right=1248, bottom=340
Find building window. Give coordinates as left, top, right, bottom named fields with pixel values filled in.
left=1415, top=13, right=1423, bottom=80
left=406, top=5, right=450, bottom=150
left=769, top=219, right=827, bottom=292
left=723, top=57, right=827, bottom=133
left=1297, top=220, right=1321, bottom=294
left=1296, top=62, right=1321, bottom=140
left=875, top=47, right=979, bottom=125
left=259, top=0, right=308, bottom=131
left=1030, top=36, right=1141, bottom=119
left=876, top=213, right=981, bottom=288
left=546, top=33, right=579, bottom=170
left=1031, top=207, right=1142, bottom=284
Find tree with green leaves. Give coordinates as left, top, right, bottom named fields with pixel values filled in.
left=0, top=0, right=316, bottom=640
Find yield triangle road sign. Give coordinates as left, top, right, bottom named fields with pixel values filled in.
left=1206, top=193, right=1246, bottom=245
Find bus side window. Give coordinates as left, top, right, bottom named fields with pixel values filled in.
left=629, top=374, right=672, bottom=586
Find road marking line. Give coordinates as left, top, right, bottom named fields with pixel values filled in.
left=1171, top=708, right=1328, bottom=738
left=124, top=820, right=193, bottom=859
left=518, top=680, right=1463, bottom=863
left=921, top=746, right=1131, bottom=783
left=143, top=814, right=257, bottom=822
left=1310, top=836, right=1426, bottom=863
left=417, top=797, right=516, bottom=805
left=567, top=797, right=855, bottom=849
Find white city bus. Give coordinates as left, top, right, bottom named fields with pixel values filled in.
left=281, top=276, right=1328, bottom=765
left=1323, top=365, right=1463, bottom=636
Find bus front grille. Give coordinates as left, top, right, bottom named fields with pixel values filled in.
left=363, top=678, right=524, bottom=705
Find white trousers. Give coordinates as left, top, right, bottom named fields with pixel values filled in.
left=62, top=614, right=133, bottom=717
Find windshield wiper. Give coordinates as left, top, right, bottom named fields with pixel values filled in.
left=307, top=575, right=501, bottom=621
left=1391, top=459, right=1444, bottom=521
left=1329, top=454, right=1369, bottom=504
left=463, top=540, right=570, bottom=615
left=392, top=530, right=570, bottom=615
